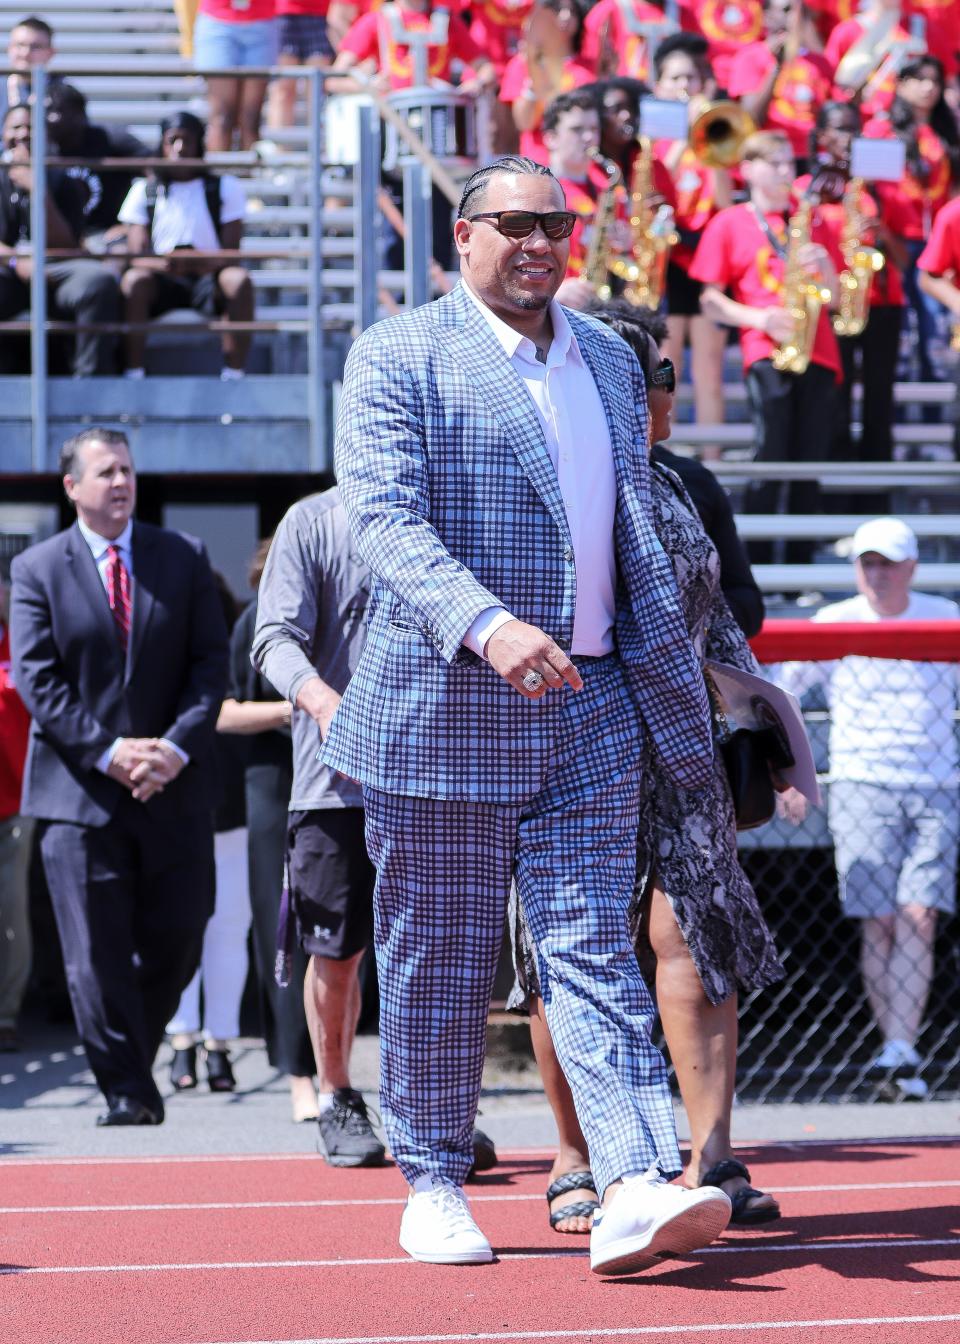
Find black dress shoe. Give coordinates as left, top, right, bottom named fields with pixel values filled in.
left=96, top=1096, right=162, bottom=1127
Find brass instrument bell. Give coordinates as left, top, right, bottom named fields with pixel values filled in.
left=689, top=101, right=756, bottom=169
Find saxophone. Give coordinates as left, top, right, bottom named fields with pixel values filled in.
left=770, top=197, right=831, bottom=375
left=582, top=151, right=623, bottom=300
left=614, top=135, right=678, bottom=309
left=832, top=177, right=885, bottom=338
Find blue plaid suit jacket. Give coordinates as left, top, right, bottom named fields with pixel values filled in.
left=321, top=283, right=713, bottom=799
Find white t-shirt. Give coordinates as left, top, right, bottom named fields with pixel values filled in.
left=118, top=174, right=247, bottom=254
left=776, top=591, right=960, bottom=786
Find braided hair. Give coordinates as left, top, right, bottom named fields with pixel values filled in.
left=456, top=156, right=556, bottom=220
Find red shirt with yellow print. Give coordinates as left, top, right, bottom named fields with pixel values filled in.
left=726, top=43, right=832, bottom=157
left=863, top=115, right=953, bottom=239
left=678, top=0, right=764, bottom=88
left=461, top=0, right=532, bottom=76
left=581, top=0, right=673, bottom=81
left=689, top=201, right=842, bottom=375
left=652, top=140, right=719, bottom=270
left=339, top=5, right=483, bottom=88
left=826, top=15, right=959, bottom=117
left=499, top=53, right=595, bottom=164
left=917, top=194, right=960, bottom=277
left=805, top=0, right=859, bottom=45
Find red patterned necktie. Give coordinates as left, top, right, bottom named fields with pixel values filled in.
left=106, top=544, right=131, bottom=652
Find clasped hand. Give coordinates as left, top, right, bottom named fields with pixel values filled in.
left=107, top=737, right=184, bottom=803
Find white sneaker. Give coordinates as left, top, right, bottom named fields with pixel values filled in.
left=399, top=1176, right=493, bottom=1265
left=590, top=1172, right=732, bottom=1277
left=871, top=1039, right=920, bottom=1071
left=894, top=1074, right=929, bottom=1100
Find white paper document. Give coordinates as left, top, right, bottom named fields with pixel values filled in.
left=706, top=660, right=822, bottom=806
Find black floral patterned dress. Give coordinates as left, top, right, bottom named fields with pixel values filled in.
left=508, top=462, right=785, bottom=1010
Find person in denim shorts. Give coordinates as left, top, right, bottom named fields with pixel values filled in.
left=268, top=1, right=335, bottom=131
left=193, top=0, right=279, bottom=150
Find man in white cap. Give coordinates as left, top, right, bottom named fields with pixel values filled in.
left=778, top=518, right=960, bottom=1099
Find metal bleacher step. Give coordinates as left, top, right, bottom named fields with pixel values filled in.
left=734, top=514, right=960, bottom=540
left=754, top=562, right=960, bottom=592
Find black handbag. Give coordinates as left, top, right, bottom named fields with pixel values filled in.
left=708, top=676, right=795, bottom=832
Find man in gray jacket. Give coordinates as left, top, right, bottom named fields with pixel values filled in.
left=252, top=487, right=384, bottom=1167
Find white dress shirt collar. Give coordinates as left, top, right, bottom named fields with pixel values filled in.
left=461, top=279, right=583, bottom=370
left=77, top=516, right=134, bottom=561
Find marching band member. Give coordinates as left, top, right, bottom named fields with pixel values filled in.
left=500, top=0, right=594, bottom=163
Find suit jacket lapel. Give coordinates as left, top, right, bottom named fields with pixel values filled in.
left=65, top=524, right=125, bottom=667
left=442, top=286, right=571, bottom=544
left=127, top=521, right=157, bottom=682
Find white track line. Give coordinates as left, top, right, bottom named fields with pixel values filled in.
left=189, top=1319, right=960, bottom=1344
left=2, top=1235, right=957, bottom=1275
left=0, top=1136, right=956, bottom=1168
left=4, top=1178, right=960, bottom=1215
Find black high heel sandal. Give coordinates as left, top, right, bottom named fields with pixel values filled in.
left=170, top=1045, right=198, bottom=1091
left=205, top=1047, right=236, bottom=1093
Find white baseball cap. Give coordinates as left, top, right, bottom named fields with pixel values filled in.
left=851, top=517, right=919, bottom=563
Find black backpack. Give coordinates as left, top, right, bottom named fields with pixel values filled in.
left=143, top=174, right=222, bottom=243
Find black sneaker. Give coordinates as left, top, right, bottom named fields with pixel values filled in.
left=317, top=1088, right=386, bottom=1168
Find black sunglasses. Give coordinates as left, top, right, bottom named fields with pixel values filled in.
left=650, top=357, right=676, bottom=394
left=467, top=210, right=577, bottom=240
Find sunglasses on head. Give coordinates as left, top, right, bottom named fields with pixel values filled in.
left=467, top=210, right=577, bottom=240
left=650, top=357, right=676, bottom=394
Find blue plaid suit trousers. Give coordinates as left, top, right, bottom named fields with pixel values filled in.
left=363, top=655, right=682, bottom=1198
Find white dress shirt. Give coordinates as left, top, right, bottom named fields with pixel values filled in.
left=76, top=517, right=189, bottom=773
left=461, top=281, right=617, bottom=658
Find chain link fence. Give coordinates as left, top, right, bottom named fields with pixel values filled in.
left=709, top=622, right=960, bottom=1105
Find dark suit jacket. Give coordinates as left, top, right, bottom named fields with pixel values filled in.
left=10, top=520, right=229, bottom=827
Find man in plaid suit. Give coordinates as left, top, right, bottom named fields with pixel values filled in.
left=322, top=156, right=732, bottom=1274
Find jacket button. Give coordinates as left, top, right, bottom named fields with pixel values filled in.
left=556, top=637, right=569, bottom=650
left=563, top=545, right=574, bottom=562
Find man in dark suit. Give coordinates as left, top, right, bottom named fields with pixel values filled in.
left=10, top=427, right=228, bottom=1126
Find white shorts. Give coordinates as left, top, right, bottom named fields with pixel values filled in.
left=829, top=780, right=959, bottom=918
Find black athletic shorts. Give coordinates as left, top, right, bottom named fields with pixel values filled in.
left=665, top=260, right=703, bottom=318
left=150, top=270, right=222, bottom=318
left=286, top=808, right=374, bottom=960
left=278, top=13, right=334, bottom=61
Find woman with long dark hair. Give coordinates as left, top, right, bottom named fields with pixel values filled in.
left=864, top=56, right=959, bottom=384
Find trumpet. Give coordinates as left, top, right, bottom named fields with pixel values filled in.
left=689, top=100, right=756, bottom=169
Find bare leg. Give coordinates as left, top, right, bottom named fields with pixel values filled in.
left=529, top=996, right=596, bottom=1233
left=266, top=52, right=301, bottom=130
left=689, top=314, right=727, bottom=461
left=119, top=267, right=157, bottom=371
left=173, top=0, right=199, bottom=58
left=860, top=915, right=895, bottom=1040
left=661, top=313, right=688, bottom=370
left=239, top=77, right=270, bottom=150
left=205, top=77, right=241, bottom=153
left=216, top=266, right=253, bottom=370
left=289, top=1073, right=319, bottom=1123
left=303, top=950, right=365, bottom=1092
left=885, top=904, right=937, bottom=1048
left=647, top=883, right=778, bottom=1218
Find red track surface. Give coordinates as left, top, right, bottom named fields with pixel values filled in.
left=3, top=1140, right=959, bottom=1344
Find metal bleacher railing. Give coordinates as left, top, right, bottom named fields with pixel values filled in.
left=4, top=61, right=386, bottom=474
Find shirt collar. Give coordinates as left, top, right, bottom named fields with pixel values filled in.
left=461, top=280, right=582, bottom=369
left=77, top=516, right=133, bottom=560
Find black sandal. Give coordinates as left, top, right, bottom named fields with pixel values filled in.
left=204, top=1048, right=236, bottom=1093
left=169, top=1045, right=197, bottom=1091
left=700, top=1158, right=780, bottom=1226
left=546, top=1169, right=601, bottom=1233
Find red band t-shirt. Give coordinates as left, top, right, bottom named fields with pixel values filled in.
left=917, top=194, right=960, bottom=276
left=340, top=6, right=483, bottom=87
left=726, top=43, right=832, bottom=157
left=0, top=625, right=29, bottom=823
left=678, top=0, right=764, bottom=88
left=689, top=201, right=842, bottom=375
left=276, top=1, right=330, bottom=14
left=863, top=116, right=953, bottom=240
left=581, top=0, right=673, bottom=81
left=652, top=141, right=718, bottom=270
left=499, top=54, right=595, bottom=164
left=795, top=172, right=906, bottom=306
left=462, top=0, right=533, bottom=75
left=201, top=0, right=277, bottom=20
